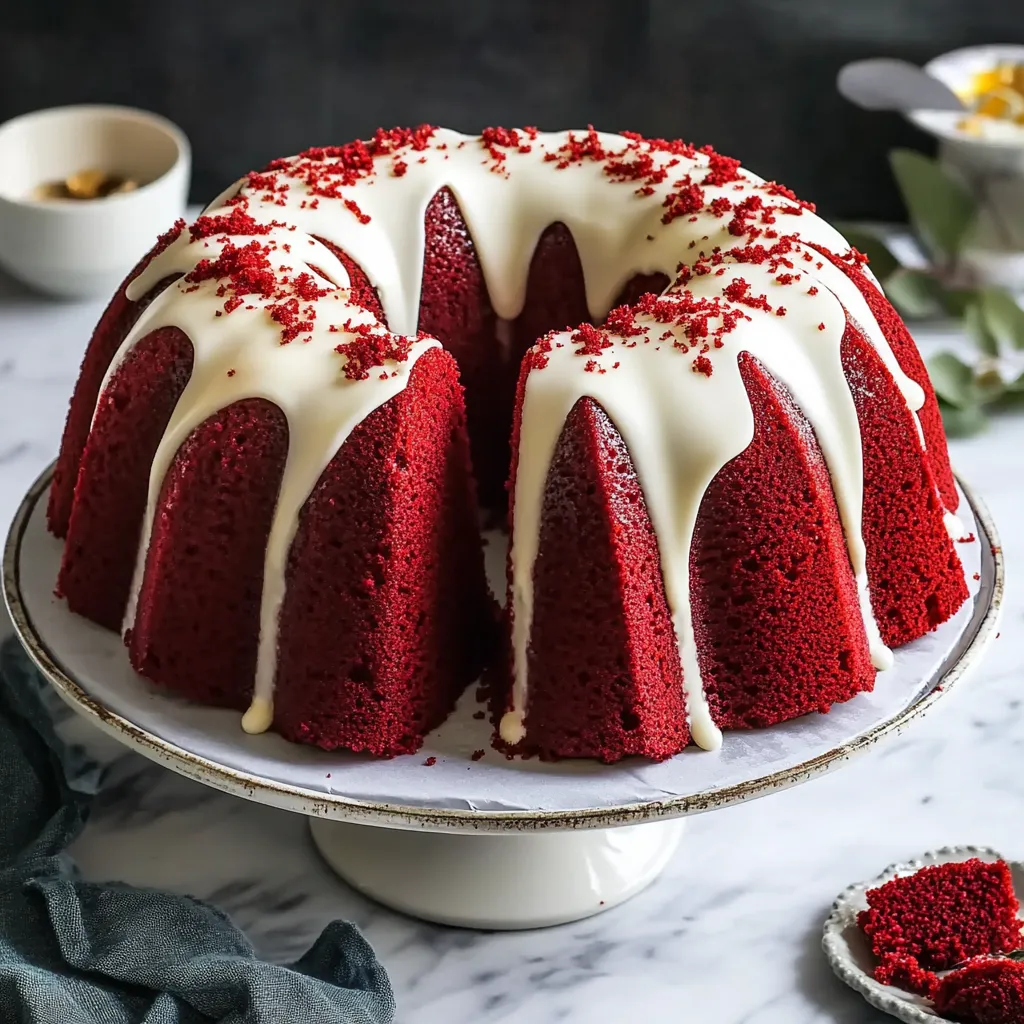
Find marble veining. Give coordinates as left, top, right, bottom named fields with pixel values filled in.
left=0, top=253, right=1020, bottom=1023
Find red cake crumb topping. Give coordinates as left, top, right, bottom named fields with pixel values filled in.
left=183, top=239, right=333, bottom=343
left=572, top=323, right=612, bottom=356
left=185, top=240, right=278, bottom=298
left=543, top=125, right=608, bottom=169
left=423, top=756, right=437, bottom=766
left=480, top=126, right=536, bottom=160
left=936, top=957, right=1024, bottom=1022
left=189, top=206, right=283, bottom=241
left=875, top=954, right=940, bottom=999
left=471, top=749, right=485, bottom=761
left=723, top=277, right=773, bottom=312
left=692, top=355, right=713, bottom=376
left=701, top=148, right=743, bottom=186
left=263, top=125, right=438, bottom=210
left=334, top=320, right=426, bottom=380
left=604, top=305, right=647, bottom=338
left=858, top=859, right=1022, bottom=985
left=662, top=181, right=706, bottom=224
left=156, top=218, right=187, bottom=251
left=838, top=246, right=871, bottom=267
left=343, top=198, right=371, bottom=224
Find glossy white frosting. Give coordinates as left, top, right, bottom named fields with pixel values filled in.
left=91, top=127, right=938, bottom=750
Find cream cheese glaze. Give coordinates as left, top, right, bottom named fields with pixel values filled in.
left=91, top=127, right=942, bottom=749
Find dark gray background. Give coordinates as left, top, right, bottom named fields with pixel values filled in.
left=2, top=0, right=1022, bottom=219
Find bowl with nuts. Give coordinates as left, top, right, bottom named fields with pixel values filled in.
left=0, top=105, right=190, bottom=298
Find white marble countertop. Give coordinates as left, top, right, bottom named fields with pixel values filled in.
left=0, top=263, right=1019, bottom=1024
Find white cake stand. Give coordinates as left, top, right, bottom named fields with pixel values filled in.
left=3, top=464, right=1004, bottom=929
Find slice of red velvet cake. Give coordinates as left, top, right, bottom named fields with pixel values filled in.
left=858, top=858, right=1022, bottom=996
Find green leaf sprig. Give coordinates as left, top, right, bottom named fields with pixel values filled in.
left=839, top=149, right=1024, bottom=436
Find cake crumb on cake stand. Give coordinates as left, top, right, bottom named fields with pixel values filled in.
left=3, top=463, right=1003, bottom=930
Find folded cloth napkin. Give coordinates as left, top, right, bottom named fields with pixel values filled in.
left=0, top=635, right=396, bottom=1024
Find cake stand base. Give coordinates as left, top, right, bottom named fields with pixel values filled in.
left=309, top=817, right=685, bottom=929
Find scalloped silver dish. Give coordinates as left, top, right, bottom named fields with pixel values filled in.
left=823, top=845, right=1024, bottom=1023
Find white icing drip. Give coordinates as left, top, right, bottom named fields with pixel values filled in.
left=97, top=127, right=934, bottom=749
left=944, top=509, right=966, bottom=540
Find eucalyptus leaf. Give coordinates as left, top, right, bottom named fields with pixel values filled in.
left=981, top=287, right=1024, bottom=353
left=990, top=389, right=1024, bottom=413
left=832, top=224, right=901, bottom=280
left=928, top=351, right=976, bottom=408
left=938, top=399, right=988, bottom=437
left=885, top=268, right=946, bottom=319
left=939, top=287, right=981, bottom=319
left=963, top=302, right=999, bottom=357
left=889, top=149, right=976, bottom=263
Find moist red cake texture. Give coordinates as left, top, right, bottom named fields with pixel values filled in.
left=49, top=126, right=970, bottom=759
left=858, top=859, right=1022, bottom=997
left=934, top=957, right=1024, bottom=1023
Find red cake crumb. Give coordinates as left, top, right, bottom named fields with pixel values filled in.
left=858, top=859, right=1022, bottom=985
left=334, top=320, right=424, bottom=380
left=572, top=322, right=612, bottom=356
left=423, top=756, right=437, bottom=766
left=935, top=957, right=1024, bottom=1023
left=189, top=205, right=283, bottom=241
left=343, top=198, right=371, bottom=224
left=700, top=148, right=743, bottom=186
left=959, top=533, right=977, bottom=544
left=662, top=181, right=705, bottom=224
left=265, top=125, right=437, bottom=202
left=471, top=749, right=485, bottom=761
left=723, top=277, right=772, bottom=312
left=874, top=954, right=939, bottom=999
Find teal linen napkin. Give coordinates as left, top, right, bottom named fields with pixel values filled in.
left=0, top=635, right=395, bottom=1024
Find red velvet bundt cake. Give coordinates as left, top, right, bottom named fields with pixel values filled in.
left=49, top=126, right=969, bottom=759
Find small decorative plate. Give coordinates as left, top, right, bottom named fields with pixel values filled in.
left=823, top=845, right=1024, bottom=1022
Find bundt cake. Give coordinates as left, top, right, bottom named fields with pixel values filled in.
left=48, top=126, right=969, bottom=761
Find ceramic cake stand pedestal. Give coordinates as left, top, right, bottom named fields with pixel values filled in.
left=3, top=465, right=1004, bottom=930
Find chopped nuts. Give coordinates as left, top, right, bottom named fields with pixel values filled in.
left=34, top=169, right=139, bottom=201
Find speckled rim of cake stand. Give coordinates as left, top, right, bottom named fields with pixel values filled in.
left=823, top=845, right=1022, bottom=1023
left=3, top=460, right=1005, bottom=834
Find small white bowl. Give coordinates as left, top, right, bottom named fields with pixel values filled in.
left=0, top=105, right=190, bottom=298
left=908, top=45, right=1024, bottom=167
